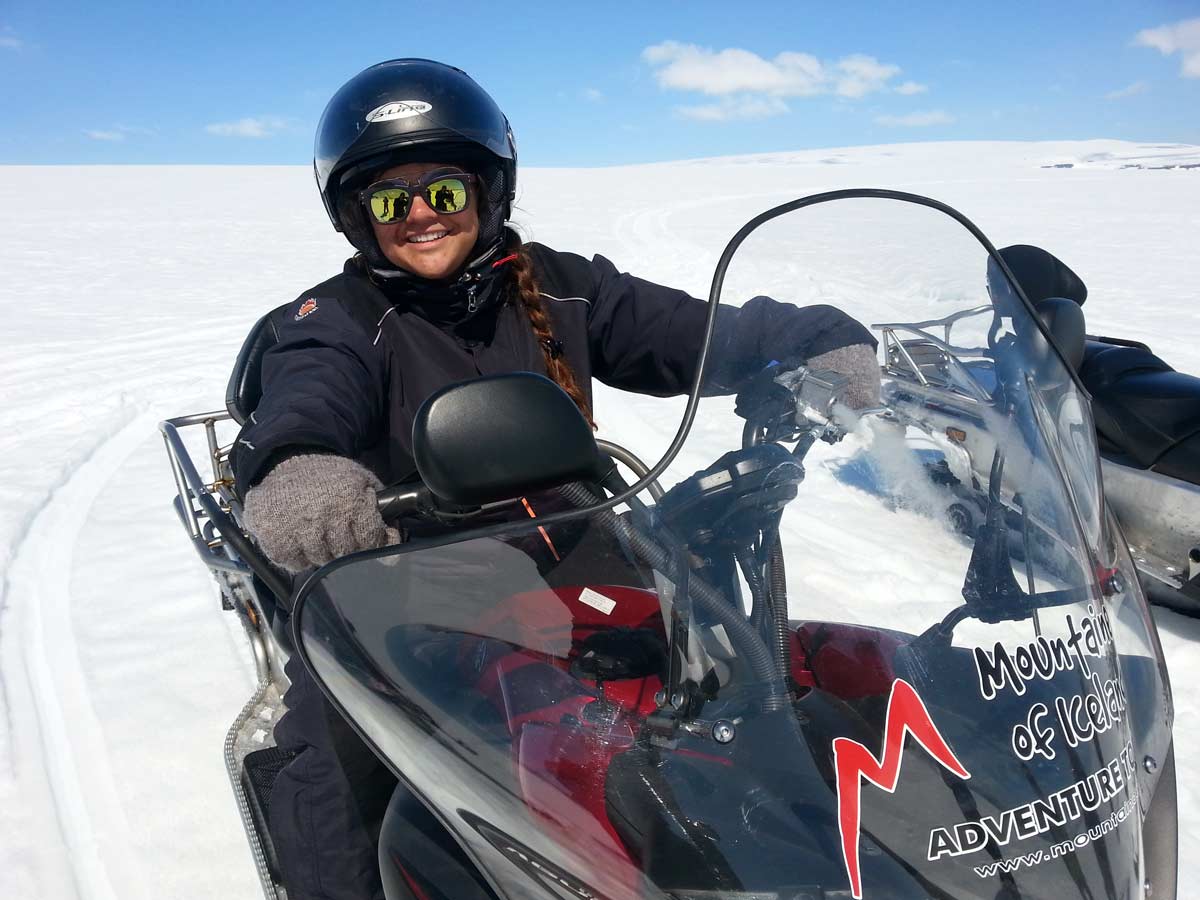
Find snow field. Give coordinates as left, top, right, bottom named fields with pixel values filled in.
left=1, top=141, right=1198, bottom=898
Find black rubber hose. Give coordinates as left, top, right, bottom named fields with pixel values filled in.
left=557, top=482, right=782, bottom=689
left=595, top=439, right=665, bottom=503
left=768, top=534, right=791, bottom=684
left=737, top=544, right=767, bottom=632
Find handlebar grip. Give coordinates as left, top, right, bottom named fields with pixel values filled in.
left=376, top=483, right=432, bottom=520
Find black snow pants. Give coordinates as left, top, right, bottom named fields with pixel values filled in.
left=270, top=653, right=396, bottom=900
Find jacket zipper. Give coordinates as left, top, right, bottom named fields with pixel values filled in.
left=463, top=270, right=481, bottom=313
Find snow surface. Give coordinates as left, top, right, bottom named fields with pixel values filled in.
left=1, top=139, right=1199, bottom=898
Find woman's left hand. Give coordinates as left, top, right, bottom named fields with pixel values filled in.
left=804, top=343, right=881, bottom=410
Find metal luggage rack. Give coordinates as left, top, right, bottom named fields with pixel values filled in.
left=159, top=411, right=290, bottom=603
left=873, top=304, right=996, bottom=404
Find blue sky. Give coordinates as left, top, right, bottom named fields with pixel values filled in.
left=1, top=0, right=1198, bottom=166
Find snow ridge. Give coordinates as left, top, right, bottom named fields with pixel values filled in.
left=1, top=412, right=156, bottom=900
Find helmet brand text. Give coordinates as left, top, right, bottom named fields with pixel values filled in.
left=365, top=101, right=433, bottom=123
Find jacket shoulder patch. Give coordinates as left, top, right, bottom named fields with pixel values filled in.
left=295, top=297, right=320, bottom=321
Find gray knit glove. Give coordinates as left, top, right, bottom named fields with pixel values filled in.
left=806, top=343, right=881, bottom=410
left=242, top=453, right=401, bottom=574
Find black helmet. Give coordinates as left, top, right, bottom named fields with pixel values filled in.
left=314, top=59, right=517, bottom=268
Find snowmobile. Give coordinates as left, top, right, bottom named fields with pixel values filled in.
left=878, top=243, right=1200, bottom=615
left=161, top=189, right=1177, bottom=900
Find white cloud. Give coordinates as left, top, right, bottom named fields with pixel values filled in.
left=678, top=96, right=791, bottom=121
left=643, top=41, right=941, bottom=126
left=583, top=88, right=604, bottom=102
left=1105, top=81, right=1149, bottom=99
left=834, top=54, right=901, bottom=98
left=0, top=29, right=20, bottom=49
left=205, top=116, right=288, bottom=138
left=642, top=41, right=903, bottom=99
left=643, top=42, right=824, bottom=96
left=874, top=110, right=954, bottom=127
left=1135, top=17, right=1200, bottom=78
left=84, top=124, right=155, bottom=142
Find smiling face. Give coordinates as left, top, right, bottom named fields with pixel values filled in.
left=367, top=162, right=480, bottom=280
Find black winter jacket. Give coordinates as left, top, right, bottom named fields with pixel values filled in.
left=229, top=242, right=874, bottom=494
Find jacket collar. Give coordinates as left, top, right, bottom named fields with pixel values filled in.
left=357, top=233, right=519, bottom=327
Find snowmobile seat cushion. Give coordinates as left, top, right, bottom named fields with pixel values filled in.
left=797, top=622, right=901, bottom=701
left=225, top=304, right=290, bottom=426
left=1080, top=340, right=1173, bottom=385
left=1088, top=334, right=1152, bottom=353
left=1079, top=340, right=1200, bottom=469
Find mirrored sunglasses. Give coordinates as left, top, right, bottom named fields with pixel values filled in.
left=361, top=171, right=476, bottom=224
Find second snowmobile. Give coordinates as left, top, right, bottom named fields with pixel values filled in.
left=879, top=243, right=1200, bottom=614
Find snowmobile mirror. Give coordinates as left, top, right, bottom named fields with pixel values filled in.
left=412, top=372, right=605, bottom=506
left=1035, top=297, right=1086, bottom=372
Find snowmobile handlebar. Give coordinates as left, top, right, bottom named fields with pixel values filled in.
left=375, top=482, right=435, bottom=520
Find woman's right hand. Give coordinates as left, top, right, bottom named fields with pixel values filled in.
left=242, top=453, right=401, bottom=573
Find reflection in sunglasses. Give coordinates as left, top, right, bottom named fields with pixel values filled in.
left=365, top=174, right=472, bottom=224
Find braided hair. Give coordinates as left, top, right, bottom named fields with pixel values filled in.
left=507, top=244, right=595, bottom=429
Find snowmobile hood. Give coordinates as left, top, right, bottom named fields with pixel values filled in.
left=293, top=191, right=1175, bottom=900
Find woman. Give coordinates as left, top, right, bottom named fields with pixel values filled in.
left=233, top=58, right=880, bottom=900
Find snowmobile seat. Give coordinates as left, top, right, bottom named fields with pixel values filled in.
left=225, top=303, right=291, bottom=426
left=1078, top=340, right=1200, bottom=482
left=796, top=622, right=902, bottom=701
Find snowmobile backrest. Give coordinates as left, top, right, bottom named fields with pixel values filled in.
left=1034, top=297, right=1086, bottom=371
left=225, top=304, right=290, bottom=426
left=999, top=244, right=1088, bottom=306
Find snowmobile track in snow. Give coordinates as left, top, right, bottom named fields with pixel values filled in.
left=2, top=412, right=157, bottom=900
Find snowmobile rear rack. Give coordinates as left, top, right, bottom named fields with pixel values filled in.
left=159, top=411, right=291, bottom=601
left=874, top=305, right=994, bottom=403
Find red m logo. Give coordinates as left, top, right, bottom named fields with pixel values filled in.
left=834, top=679, right=971, bottom=898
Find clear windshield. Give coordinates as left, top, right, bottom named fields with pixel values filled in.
left=296, top=193, right=1170, bottom=900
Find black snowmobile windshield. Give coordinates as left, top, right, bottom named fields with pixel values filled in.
left=293, top=192, right=1173, bottom=900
